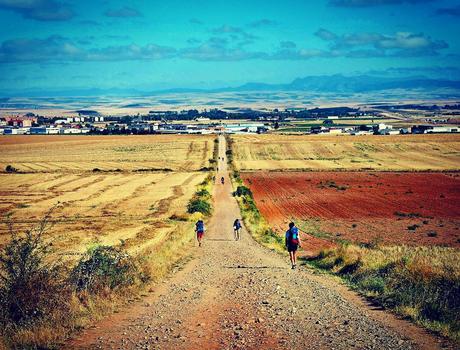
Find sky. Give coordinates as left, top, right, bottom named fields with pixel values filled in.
left=0, top=0, right=459, bottom=92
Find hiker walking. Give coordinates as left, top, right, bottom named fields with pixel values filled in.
left=221, top=176, right=225, bottom=184
left=285, top=222, right=301, bottom=269
left=233, top=218, right=242, bottom=241
left=195, top=219, right=205, bottom=247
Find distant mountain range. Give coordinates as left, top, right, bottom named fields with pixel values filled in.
left=226, top=75, right=460, bottom=93
left=2, top=74, right=460, bottom=97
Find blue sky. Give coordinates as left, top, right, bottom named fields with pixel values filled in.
left=0, top=0, right=459, bottom=92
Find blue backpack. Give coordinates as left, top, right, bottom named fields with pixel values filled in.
left=196, top=221, right=204, bottom=231
left=289, top=227, right=299, bottom=245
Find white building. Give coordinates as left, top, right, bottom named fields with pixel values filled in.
left=350, top=130, right=374, bottom=136
left=427, top=126, right=458, bottom=133
left=328, top=128, right=343, bottom=134
left=46, top=127, right=61, bottom=134
left=378, top=123, right=393, bottom=130
left=3, top=128, right=28, bottom=135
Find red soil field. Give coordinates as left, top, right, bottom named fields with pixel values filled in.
left=242, top=172, right=460, bottom=254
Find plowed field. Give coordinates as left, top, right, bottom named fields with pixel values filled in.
left=242, top=172, right=460, bottom=253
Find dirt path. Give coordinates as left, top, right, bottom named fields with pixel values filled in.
left=67, top=135, right=449, bottom=350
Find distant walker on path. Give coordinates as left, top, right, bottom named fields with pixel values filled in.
left=195, top=219, right=205, bottom=247
left=285, top=222, right=301, bottom=269
left=233, top=218, right=242, bottom=241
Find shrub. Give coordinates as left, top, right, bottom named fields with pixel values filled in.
left=235, top=185, right=252, bottom=197
left=0, top=208, right=70, bottom=327
left=5, top=165, right=18, bottom=173
left=195, top=189, right=210, bottom=198
left=187, top=199, right=211, bottom=215
left=70, top=245, right=140, bottom=293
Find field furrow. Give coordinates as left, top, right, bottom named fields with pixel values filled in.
left=242, top=171, right=460, bottom=252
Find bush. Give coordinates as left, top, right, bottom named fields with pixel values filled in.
left=195, top=189, right=210, bottom=198
left=187, top=199, right=211, bottom=215
left=0, top=208, right=70, bottom=326
left=0, top=207, right=153, bottom=348
left=235, top=185, right=252, bottom=197
left=70, top=245, right=140, bottom=293
left=5, top=165, right=18, bottom=173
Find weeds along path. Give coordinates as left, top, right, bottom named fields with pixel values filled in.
left=67, top=135, right=448, bottom=350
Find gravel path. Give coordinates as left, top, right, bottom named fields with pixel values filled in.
left=67, top=135, right=448, bottom=350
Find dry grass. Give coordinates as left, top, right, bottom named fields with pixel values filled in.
left=0, top=172, right=206, bottom=257
left=0, top=134, right=214, bottom=172
left=231, top=134, right=460, bottom=171
left=311, top=244, right=460, bottom=342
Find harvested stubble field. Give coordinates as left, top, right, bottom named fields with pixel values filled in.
left=0, top=135, right=213, bottom=256
left=242, top=171, right=460, bottom=254
left=0, top=135, right=213, bottom=172
left=232, top=134, right=460, bottom=171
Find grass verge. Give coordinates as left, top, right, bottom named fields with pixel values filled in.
left=309, top=244, right=460, bottom=342
left=226, top=135, right=284, bottom=253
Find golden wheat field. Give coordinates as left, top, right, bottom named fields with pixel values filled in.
left=0, top=135, right=213, bottom=257
left=232, top=134, right=460, bottom=171
left=0, top=135, right=213, bottom=172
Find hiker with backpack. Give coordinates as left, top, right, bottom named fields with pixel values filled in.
left=195, top=219, right=205, bottom=247
left=233, top=218, right=242, bottom=241
left=285, top=222, right=301, bottom=269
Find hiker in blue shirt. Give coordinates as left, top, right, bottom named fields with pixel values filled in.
left=285, top=222, right=301, bottom=269
left=233, top=218, right=242, bottom=241
left=195, top=219, right=205, bottom=247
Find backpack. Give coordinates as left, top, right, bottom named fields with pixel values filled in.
left=289, top=227, right=299, bottom=245
left=196, top=221, right=204, bottom=232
